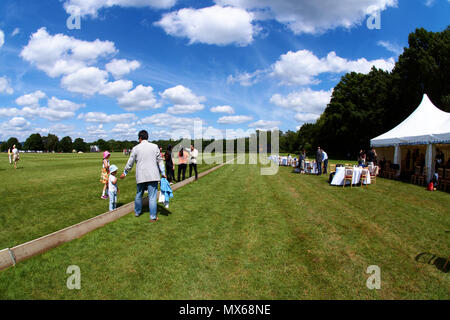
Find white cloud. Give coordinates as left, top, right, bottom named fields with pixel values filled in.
left=64, top=0, right=176, bottom=17
left=248, top=120, right=280, bottom=130
left=111, top=123, right=139, bottom=138
left=100, top=79, right=134, bottom=98
left=217, top=115, right=253, bottom=124
left=105, top=59, right=141, bottom=79
left=1, top=117, right=31, bottom=130
left=161, top=85, right=205, bottom=114
left=139, top=113, right=202, bottom=130
left=37, top=108, right=76, bottom=121
left=227, top=70, right=266, bottom=86
left=61, top=67, right=109, bottom=95
left=215, top=0, right=397, bottom=34
left=16, top=90, right=46, bottom=107
left=78, top=112, right=138, bottom=123
left=86, top=124, right=107, bottom=139
left=294, top=113, right=321, bottom=123
left=0, top=108, right=21, bottom=118
left=0, top=30, right=4, bottom=48
left=210, top=105, right=235, bottom=114
left=155, top=5, right=258, bottom=46
left=270, top=88, right=332, bottom=117
left=271, top=50, right=395, bottom=86
left=11, top=28, right=20, bottom=37
left=21, top=27, right=116, bottom=78
left=47, top=97, right=85, bottom=112
left=117, top=84, right=160, bottom=111
left=0, top=77, right=14, bottom=95
left=377, top=40, right=403, bottom=56
left=161, top=85, right=205, bottom=105
left=424, top=0, right=436, bottom=7
left=167, top=104, right=204, bottom=114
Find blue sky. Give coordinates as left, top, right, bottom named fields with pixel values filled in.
left=0, top=0, right=448, bottom=142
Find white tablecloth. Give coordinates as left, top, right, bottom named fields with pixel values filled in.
left=331, top=167, right=371, bottom=186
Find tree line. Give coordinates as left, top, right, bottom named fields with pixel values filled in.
left=0, top=134, right=139, bottom=153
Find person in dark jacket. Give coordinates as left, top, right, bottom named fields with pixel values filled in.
left=165, top=145, right=175, bottom=183
left=316, top=147, right=323, bottom=175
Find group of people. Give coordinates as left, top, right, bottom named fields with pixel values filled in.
left=161, top=144, right=198, bottom=183
left=296, top=147, right=328, bottom=175
left=358, top=147, right=378, bottom=168
left=99, top=130, right=199, bottom=222
left=7, top=145, right=20, bottom=169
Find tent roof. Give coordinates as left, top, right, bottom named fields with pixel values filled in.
left=371, top=94, right=450, bottom=147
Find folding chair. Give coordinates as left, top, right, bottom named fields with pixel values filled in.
left=343, top=168, right=353, bottom=188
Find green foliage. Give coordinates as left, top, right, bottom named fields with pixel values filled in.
left=42, top=134, right=59, bottom=152
left=23, top=133, right=44, bottom=151
left=73, top=138, right=88, bottom=152
left=0, top=137, right=21, bottom=151
left=57, top=136, right=73, bottom=153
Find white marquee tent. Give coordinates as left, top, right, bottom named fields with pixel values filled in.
left=371, top=94, right=450, bottom=183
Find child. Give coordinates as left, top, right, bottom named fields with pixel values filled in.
left=108, top=165, right=119, bottom=211
left=100, top=151, right=111, bottom=199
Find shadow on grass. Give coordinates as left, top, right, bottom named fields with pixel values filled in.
left=139, top=202, right=172, bottom=217
left=415, top=252, right=449, bottom=273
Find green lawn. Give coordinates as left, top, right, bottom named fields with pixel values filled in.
left=0, top=157, right=448, bottom=299
left=0, top=152, right=217, bottom=249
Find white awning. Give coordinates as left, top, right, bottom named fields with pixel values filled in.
left=371, top=94, right=450, bottom=147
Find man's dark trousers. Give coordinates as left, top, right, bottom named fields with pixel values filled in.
left=189, top=163, right=198, bottom=180
left=317, top=161, right=322, bottom=175
left=323, top=159, right=328, bottom=174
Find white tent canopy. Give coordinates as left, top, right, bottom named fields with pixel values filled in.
left=371, top=94, right=450, bottom=147
left=371, top=94, right=450, bottom=182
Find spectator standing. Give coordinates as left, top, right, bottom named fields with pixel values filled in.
left=358, top=150, right=366, bottom=165
left=322, top=149, right=329, bottom=175
left=178, top=147, right=188, bottom=181
left=12, top=145, right=19, bottom=169
left=188, top=145, right=199, bottom=181
left=8, top=147, right=12, bottom=164
left=165, top=145, right=175, bottom=183
left=316, top=147, right=323, bottom=175
left=120, top=130, right=166, bottom=223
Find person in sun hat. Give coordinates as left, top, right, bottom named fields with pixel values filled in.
left=100, top=151, right=111, bottom=199
left=108, top=164, right=119, bottom=211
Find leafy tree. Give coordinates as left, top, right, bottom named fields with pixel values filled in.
left=73, top=138, right=88, bottom=152
left=23, top=133, right=44, bottom=151
left=95, top=139, right=110, bottom=152
left=1, top=137, right=22, bottom=151
left=57, top=136, right=73, bottom=153
left=42, top=134, right=59, bottom=152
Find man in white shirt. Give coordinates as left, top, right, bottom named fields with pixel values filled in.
left=188, top=145, right=199, bottom=181
left=322, top=149, right=329, bottom=175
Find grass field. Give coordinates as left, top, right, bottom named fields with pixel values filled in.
left=0, top=155, right=448, bottom=299
left=0, top=152, right=218, bottom=249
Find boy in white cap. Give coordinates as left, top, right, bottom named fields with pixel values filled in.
left=108, top=164, right=119, bottom=211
